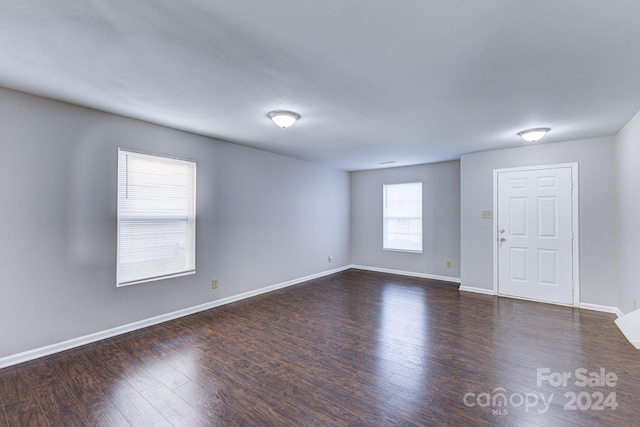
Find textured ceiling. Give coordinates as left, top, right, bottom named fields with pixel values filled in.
left=2, top=1, right=640, bottom=171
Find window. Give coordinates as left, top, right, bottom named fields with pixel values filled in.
left=117, top=149, right=196, bottom=286
left=383, top=182, right=422, bottom=252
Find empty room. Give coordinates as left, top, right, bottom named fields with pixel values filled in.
left=1, top=1, right=640, bottom=426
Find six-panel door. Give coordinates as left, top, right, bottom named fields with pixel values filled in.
left=497, top=167, right=574, bottom=305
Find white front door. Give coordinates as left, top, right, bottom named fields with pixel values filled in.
left=496, top=166, right=575, bottom=305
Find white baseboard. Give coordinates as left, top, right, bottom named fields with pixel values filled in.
left=459, top=290, right=624, bottom=316
left=459, top=286, right=495, bottom=295
left=350, top=265, right=460, bottom=283
left=580, top=303, right=624, bottom=317
left=1, top=265, right=625, bottom=369
left=0, top=265, right=351, bottom=369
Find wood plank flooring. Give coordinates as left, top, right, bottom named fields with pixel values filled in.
left=1, top=269, right=639, bottom=426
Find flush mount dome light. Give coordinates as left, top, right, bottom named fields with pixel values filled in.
left=268, top=110, right=300, bottom=128
left=517, top=127, right=550, bottom=142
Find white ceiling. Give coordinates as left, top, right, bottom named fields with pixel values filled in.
left=2, top=1, right=640, bottom=171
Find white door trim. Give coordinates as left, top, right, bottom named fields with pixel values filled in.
left=492, top=163, right=580, bottom=307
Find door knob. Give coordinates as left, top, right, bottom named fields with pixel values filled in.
left=499, top=238, right=506, bottom=242
left=499, top=229, right=505, bottom=234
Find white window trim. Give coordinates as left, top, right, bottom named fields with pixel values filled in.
left=116, top=148, right=197, bottom=287
left=383, top=182, right=423, bottom=253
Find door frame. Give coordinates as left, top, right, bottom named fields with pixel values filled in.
left=492, top=163, right=580, bottom=307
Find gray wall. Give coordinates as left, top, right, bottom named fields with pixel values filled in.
left=616, top=111, right=640, bottom=314
left=460, top=137, right=617, bottom=307
left=0, top=87, right=351, bottom=358
left=350, top=162, right=461, bottom=278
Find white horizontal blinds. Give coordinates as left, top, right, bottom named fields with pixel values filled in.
left=117, top=149, right=196, bottom=286
left=383, top=182, right=423, bottom=252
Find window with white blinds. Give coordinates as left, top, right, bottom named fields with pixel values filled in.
left=117, top=149, right=196, bottom=286
left=383, top=182, right=423, bottom=252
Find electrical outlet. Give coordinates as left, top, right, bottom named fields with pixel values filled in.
left=212, top=279, right=218, bottom=289
left=328, top=255, right=333, bottom=263
left=446, top=261, right=452, bottom=269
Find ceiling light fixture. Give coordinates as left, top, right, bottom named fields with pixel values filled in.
left=517, top=128, right=550, bottom=142
left=268, top=110, right=300, bottom=128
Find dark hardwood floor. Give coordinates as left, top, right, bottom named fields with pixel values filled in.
left=1, top=269, right=638, bottom=426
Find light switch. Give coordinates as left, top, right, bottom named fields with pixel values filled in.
left=482, top=210, right=492, bottom=219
